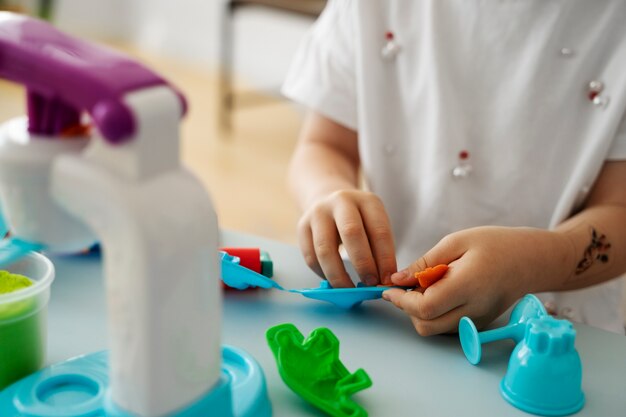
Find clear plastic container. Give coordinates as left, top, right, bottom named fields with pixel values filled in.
left=0, top=252, right=54, bottom=389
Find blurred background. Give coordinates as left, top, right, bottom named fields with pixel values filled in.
left=3, top=1, right=626, bottom=326
left=0, top=0, right=328, bottom=244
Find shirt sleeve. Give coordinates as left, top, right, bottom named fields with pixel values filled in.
left=607, top=111, right=626, bottom=160
left=281, top=0, right=358, bottom=130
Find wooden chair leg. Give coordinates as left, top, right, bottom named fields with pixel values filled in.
left=218, top=0, right=236, bottom=136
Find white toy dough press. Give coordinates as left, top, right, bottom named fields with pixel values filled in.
left=0, top=12, right=270, bottom=417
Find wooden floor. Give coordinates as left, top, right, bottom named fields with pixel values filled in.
left=0, top=44, right=302, bottom=245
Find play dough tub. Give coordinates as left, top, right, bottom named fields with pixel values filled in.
left=0, top=252, right=54, bottom=390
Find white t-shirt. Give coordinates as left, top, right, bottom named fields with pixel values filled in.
left=283, top=0, right=626, bottom=333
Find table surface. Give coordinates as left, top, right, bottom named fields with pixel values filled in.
left=46, top=230, right=626, bottom=417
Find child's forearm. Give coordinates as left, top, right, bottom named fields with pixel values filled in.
left=551, top=205, right=626, bottom=291
left=536, top=161, right=626, bottom=292
left=287, top=112, right=361, bottom=210
left=288, top=141, right=358, bottom=209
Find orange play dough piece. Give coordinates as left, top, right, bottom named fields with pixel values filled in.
left=414, top=264, right=449, bottom=288
left=60, top=123, right=91, bottom=137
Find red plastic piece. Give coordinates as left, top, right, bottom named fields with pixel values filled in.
left=220, top=247, right=262, bottom=290
left=221, top=248, right=261, bottom=273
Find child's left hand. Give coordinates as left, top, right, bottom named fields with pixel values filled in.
left=382, top=226, right=573, bottom=335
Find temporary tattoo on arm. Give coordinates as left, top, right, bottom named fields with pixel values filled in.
left=575, top=227, right=611, bottom=274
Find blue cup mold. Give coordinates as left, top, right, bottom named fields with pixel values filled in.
left=500, top=316, right=584, bottom=416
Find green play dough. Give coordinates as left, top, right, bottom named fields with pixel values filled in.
left=0, top=271, right=44, bottom=390
left=0, top=270, right=34, bottom=294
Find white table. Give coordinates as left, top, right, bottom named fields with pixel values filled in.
left=46, top=230, right=626, bottom=417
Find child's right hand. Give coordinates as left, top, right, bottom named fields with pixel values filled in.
left=383, top=226, right=573, bottom=335
left=296, top=189, right=397, bottom=288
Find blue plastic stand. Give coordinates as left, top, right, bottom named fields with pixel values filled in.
left=459, top=294, right=547, bottom=365
left=459, top=295, right=585, bottom=416
left=0, top=346, right=271, bottom=417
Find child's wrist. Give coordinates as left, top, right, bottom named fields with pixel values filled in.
left=303, top=184, right=358, bottom=208
left=526, top=229, right=577, bottom=293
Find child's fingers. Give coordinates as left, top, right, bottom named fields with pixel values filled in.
left=310, top=212, right=354, bottom=288
left=408, top=305, right=469, bottom=336
left=334, top=203, right=379, bottom=286
left=297, top=222, right=325, bottom=279
left=391, top=235, right=465, bottom=285
left=382, top=285, right=465, bottom=321
left=391, top=263, right=451, bottom=288
left=383, top=289, right=470, bottom=335
left=389, top=269, right=419, bottom=286
left=382, top=288, right=407, bottom=304
left=360, top=198, right=397, bottom=285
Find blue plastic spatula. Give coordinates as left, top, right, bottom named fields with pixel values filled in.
left=220, top=251, right=401, bottom=309
left=0, top=238, right=44, bottom=268
left=289, top=281, right=392, bottom=309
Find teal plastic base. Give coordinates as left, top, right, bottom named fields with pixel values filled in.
left=500, top=379, right=585, bottom=416
left=0, top=346, right=271, bottom=417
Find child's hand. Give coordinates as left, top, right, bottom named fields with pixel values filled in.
left=297, top=190, right=397, bottom=288
left=382, top=226, right=572, bottom=335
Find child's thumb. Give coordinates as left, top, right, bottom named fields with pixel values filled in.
left=390, top=238, right=461, bottom=287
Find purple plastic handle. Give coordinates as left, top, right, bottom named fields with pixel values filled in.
left=0, top=13, right=187, bottom=143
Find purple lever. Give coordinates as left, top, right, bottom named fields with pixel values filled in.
left=0, top=13, right=186, bottom=143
